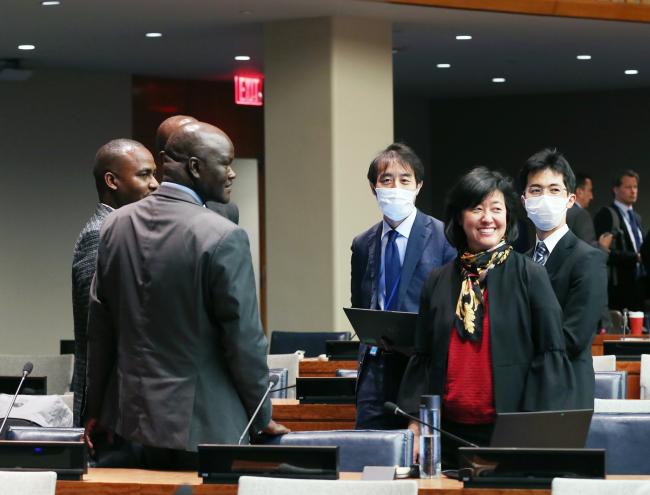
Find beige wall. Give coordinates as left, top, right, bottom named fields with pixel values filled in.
left=0, top=69, right=132, bottom=354
left=264, top=17, right=393, bottom=333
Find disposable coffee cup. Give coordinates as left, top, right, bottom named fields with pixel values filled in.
left=629, top=311, right=644, bottom=335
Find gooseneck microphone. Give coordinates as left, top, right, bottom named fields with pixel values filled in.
left=238, top=375, right=280, bottom=445
left=383, top=401, right=478, bottom=448
left=269, top=383, right=297, bottom=395
left=0, top=362, right=34, bottom=436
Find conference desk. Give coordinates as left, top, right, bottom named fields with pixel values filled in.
left=271, top=399, right=355, bottom=431
left=54, top=469, right=650, bottom=495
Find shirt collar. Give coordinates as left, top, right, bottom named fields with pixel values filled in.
left=536, top=224, right=569, bottom=255
left=381, top=207, right=417, bottom=240
left=614, top=199, right=633, bottom=213
left=98, top=203, right=115, bottom=212
left=161, top=181, right=204, bottom=206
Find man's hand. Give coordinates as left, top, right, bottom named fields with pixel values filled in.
left=84, top=418, right=113, bottom=452
left=598, top=232, right=613, bottom=251
left=262, top=419, right=290, bottom=436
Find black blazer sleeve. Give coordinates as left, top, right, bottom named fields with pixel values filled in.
left=521, top=261, right=575, bottom=411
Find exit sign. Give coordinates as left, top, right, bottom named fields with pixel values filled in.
left=234, top=76, right=263, bottom=106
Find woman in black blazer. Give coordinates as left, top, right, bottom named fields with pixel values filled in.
left=397, top=167, right=575, bottom=466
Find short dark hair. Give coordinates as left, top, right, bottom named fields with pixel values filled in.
left=444, top=167, right=519, bottom=250
left=575, top=173, right=592, bottom=190
left=613, top=169, right=639, bottom=187
left=367, top=143, right=424, bottom=185
left=519, top=148, right=576, bottom=194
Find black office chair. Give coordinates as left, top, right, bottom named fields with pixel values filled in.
left=269, top=331, right=351, bottom=357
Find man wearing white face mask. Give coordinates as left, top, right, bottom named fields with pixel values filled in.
left=520, top=149, right=607, bottom=409
left=351, top=143, right=456, bottom=429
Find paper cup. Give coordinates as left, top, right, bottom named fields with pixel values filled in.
left=629, top=311, right=644, bottom=335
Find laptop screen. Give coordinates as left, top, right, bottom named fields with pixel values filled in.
left=490, top=409, right=593, bottom=448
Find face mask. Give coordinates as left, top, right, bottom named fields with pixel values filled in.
left=524, top=195, right=569, bottom=231
left=375, top=187, right=417, bottom=222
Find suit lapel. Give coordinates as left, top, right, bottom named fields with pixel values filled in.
left=544, top=230, right=575, bottom=278
left=366, top=223, right=383, bottom=309
left=397, top=210, right=431, bottom=307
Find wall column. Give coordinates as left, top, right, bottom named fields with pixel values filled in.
left=264, top=17, right=393, bottom=332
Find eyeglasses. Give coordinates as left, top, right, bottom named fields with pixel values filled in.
left=526, top=185, right=567, bottom=197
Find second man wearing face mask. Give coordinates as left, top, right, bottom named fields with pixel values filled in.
left=520, top=149, right=607, bottom=409
left=351, top=143, right=456, bottom=429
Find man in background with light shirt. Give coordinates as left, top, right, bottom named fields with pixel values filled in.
left=595, top=170, right=645, bottom=312
left=520, top=148, right=607, bottom=409
left=351, top=143, right=456, bottom=429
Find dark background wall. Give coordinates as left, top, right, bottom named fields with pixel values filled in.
left=396, top=87, right=650, bottom=235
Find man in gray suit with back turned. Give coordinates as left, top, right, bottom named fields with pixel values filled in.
left=85, top=122, right=288, bottom=469
left=71, top=139, right=158, bottom=427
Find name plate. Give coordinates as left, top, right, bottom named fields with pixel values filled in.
left=0, top=441, right=87, bottom=481
left=198, top=444, right=338, bottom=483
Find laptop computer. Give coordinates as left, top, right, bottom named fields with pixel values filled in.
left=490, top=409, right=593, bottom=448
left=342, top=307, right=417, bottom=354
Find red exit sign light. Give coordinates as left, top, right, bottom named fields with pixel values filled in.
left=234, top=76, right=263, bottom=106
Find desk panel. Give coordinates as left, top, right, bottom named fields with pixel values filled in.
left=299, top=359, right=358, bottom=377
left=272, top=400, right=356, bottom=431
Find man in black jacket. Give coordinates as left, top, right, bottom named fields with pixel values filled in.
left=594, top=170, right=645, bottom=311
left=520, top=149, right=607, bottom=409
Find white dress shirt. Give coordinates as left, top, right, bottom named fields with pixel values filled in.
left=536, top=224, right=569, bottom=258
left=614, top=199, right=642, bottom=252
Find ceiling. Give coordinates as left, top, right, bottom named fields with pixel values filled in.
left=2, top=0, right=650, bottom=98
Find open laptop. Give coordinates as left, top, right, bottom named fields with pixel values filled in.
left=343, top=307, right=417, bottom=354
left=490, top=409, right=593, bottom=448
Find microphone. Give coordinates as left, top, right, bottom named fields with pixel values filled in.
left=238, top=375, right=280, bottom=445
left=383, top=401, right=478, bottom=448
left=0, top=362, right=34, bottom=437
left=269, top=383, right=297, bottom=395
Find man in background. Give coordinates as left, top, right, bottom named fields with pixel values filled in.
left=566, top=173, right=596, bottom=244
left=595, top=170, right=645, bottom=311
left=71, top=139, right=158, bottom=427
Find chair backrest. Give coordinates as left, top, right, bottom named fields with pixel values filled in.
left=641, top=354, right=650, bottom=399
left=263, top=429, right=413, bottom=472
left=267, top=354, right=299, bottom=399
left=0, top=355, right=74, bottom=394
left=269, top=331, right=351, bottom=357
left=269, top=368, right=288, bottom=399
left=0, top=394, right=73, bottom=429
left=594, top=371, right=627, bottom=399
left=592, top=354, right=616, bottom=372
left=553, top=478, right=650, bottom=495
left=586, top=412, right=650, bottom=474
left=238, top=476, right=418, bottom=495
left=335, top=369, right=358, bottom=378
left=593, top=399, right=650, bottom=413
left=0, top=471, right=57, bottom=495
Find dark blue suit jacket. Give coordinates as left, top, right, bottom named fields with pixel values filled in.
left=350, top=209, right=456, bottom=429
left=351, top=210, right=456, bottom=313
